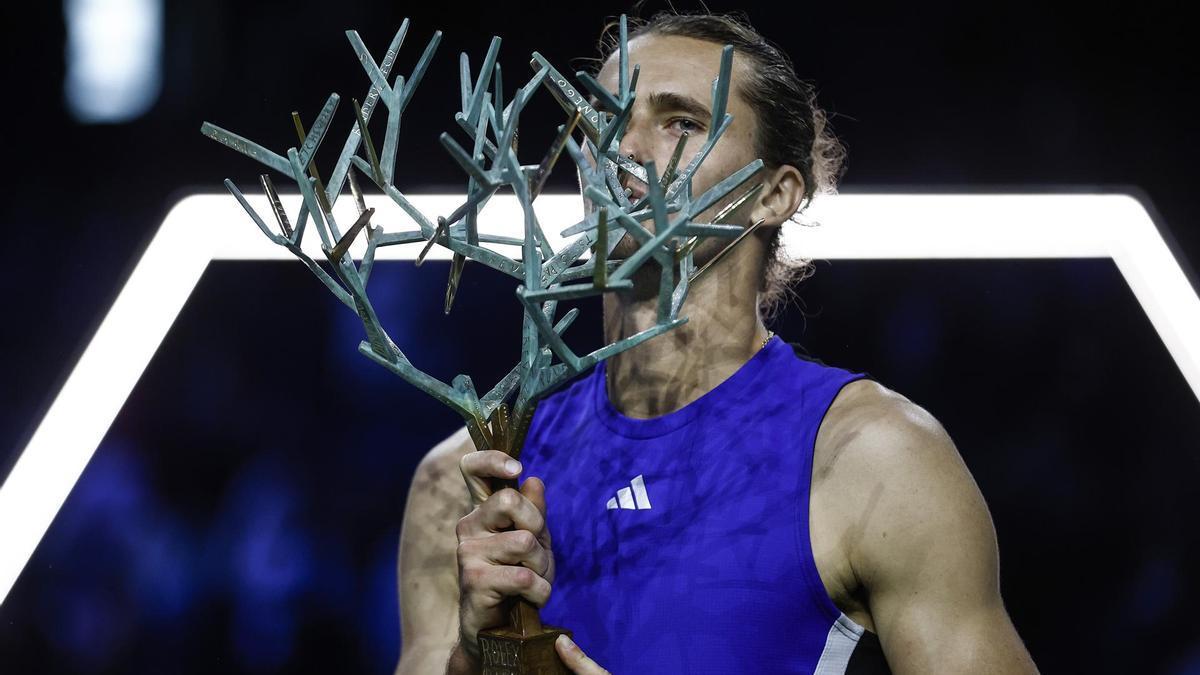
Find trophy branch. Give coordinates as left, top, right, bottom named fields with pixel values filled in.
left=201, top=15, right=763, bottom=673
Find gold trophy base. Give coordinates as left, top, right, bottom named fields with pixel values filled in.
left=478, top=625, right=572, bottom=675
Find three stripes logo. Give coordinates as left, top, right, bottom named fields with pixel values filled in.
left=605, top=474, right=652, bottom=510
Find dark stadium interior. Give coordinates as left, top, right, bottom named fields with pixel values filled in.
left=1, top=1, right=1197, bottom=673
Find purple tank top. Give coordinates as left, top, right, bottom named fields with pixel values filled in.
left=520, top=337, right=886, bottom=673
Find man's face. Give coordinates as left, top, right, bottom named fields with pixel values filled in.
left=591, top=33, right=763, bottom=254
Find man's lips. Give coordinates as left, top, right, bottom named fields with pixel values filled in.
left=620, top=174, right=648, bottom=202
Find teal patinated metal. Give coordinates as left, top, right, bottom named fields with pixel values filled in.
left=201, top=15, right=765, bottom=456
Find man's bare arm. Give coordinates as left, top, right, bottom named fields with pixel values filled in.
left=825, top=385, right=1038, bottom=674
left=395, top=428, right=473, bottom=675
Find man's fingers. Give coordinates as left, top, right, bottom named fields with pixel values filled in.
left=555, top=635, right=610, bottom=674
left=460, top=562, right=552, bottom=608
left=459, top=530, right=551, bottom=577
left=522, top=475, right=546, bottom=515
left=520, top=476, right=553, bottom=550
left=460, top=450, right=523, bottom=504
left=455, top=487, right=547, bottom=541
left=477, top=487, right=546, bottom=535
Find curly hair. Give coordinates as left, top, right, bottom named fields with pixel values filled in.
left=588, top=10, right=845, bottom=319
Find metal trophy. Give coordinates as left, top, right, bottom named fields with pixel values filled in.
left=202, top=15, right=762, bottom=674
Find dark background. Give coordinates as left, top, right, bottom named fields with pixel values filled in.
left=2, top=1, right=1199, bottom=673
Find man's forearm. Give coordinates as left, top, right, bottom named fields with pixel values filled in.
left=445, top=641, right=481, bottom=675
left=395, top=640, right=471, bottom=675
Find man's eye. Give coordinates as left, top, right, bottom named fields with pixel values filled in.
left=668, top=118, right=703, bottom=134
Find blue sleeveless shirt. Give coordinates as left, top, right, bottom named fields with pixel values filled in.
left=521, top=337, right=889, bottom=674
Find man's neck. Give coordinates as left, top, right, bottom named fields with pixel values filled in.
left=602, top=241, right=770, bottom=418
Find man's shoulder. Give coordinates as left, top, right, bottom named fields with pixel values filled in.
left=814, top=378, right=960, bottom=484
left=812, top=380, right=995, bottom=595
left=416, top=426, right=475, bottom=483
left=823, top=379, right=945, bottom=435
left=404, top=427, right=475, bottom=527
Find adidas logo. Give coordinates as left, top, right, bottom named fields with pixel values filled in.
left=605, top=474, right=652, bottom=510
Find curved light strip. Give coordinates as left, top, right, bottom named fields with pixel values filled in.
left=1, top=192, right=1196, bottom=605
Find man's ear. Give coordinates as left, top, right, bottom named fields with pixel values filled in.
left=751, top=164, right=806, bottom=227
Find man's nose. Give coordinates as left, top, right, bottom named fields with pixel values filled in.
left=615, top=130, right=653, bottom=190
left=615, top=110, right=650, bottom=165
left=616, top=137, right=642, bottom=165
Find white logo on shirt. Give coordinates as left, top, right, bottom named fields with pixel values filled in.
left=605, top=474, right=652, bottom=510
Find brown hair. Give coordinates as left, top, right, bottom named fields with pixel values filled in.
left=589, top=10, right=846, bottom=318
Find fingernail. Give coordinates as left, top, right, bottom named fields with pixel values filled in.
left=557, top=634, right=574, bottom=648
left=505, top=459, right=522, bottom=475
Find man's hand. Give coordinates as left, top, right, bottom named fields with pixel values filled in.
left=454, top=450, right=556, bottom=663
left=555, top=635, right=610, bottom=674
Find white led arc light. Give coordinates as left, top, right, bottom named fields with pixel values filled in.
left=1, top=192, right=1197, bottom=605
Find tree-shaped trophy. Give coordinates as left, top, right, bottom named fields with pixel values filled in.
left=202, top=16, right=764, bottom=674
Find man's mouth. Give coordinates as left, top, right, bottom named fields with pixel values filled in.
left=620, top=174, right=648, bottom=202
